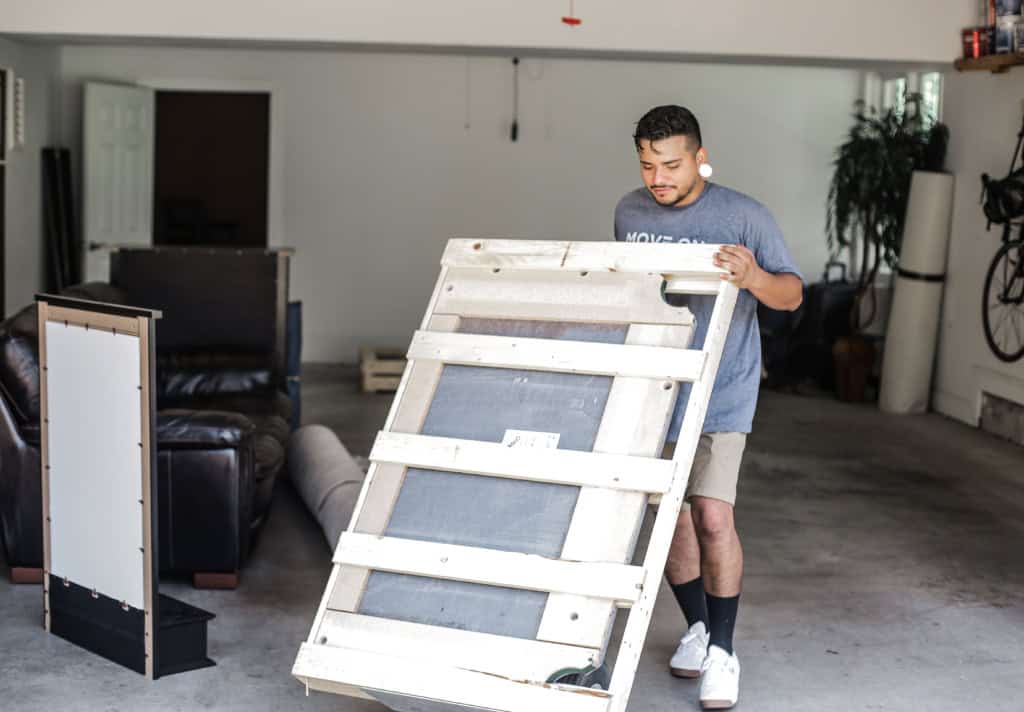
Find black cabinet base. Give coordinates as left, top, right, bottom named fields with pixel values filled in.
left=156, top=593, right=215, bottom=677
left=49, top=579, right=215, bottom=678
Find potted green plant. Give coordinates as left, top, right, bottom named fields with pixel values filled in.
left=825, top=92, right=949, bottom=402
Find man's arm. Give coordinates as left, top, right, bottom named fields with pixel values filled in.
left=714, top=245, right=803, bottom=312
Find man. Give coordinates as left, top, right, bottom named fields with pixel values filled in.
left=615, top=105, right=803, bottom=709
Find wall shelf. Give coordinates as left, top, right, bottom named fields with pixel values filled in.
left=954, top=54, right=1024, bottom=74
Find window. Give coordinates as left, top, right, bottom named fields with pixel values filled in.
left=919, top=72, right=943, bottom=127
left=873, top=71, right=943, bottom=127
left=882, top=77, right=907, bottom=118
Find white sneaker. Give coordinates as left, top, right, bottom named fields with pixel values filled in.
left=669, top=621, right=709, bottom=678
left=699, top=645, right=740, bottom=709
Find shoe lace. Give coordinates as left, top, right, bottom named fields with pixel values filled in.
left=701, top=648, right=735, bottom=675
left=681, top=628, right=702, bottom=646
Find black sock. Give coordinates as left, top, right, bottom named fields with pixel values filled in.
left=670, top=577, right=709, bottom=630
left=706, top=593, right=739, bottom=655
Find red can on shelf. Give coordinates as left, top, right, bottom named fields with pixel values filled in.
left=963, top=26, right=994, bottom=58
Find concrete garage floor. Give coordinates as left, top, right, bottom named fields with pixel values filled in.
left=2, top=365, right=1023, bottom=711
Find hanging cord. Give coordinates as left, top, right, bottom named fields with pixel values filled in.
left=464, top=57, right=472, bottom=130
left=562, top=0, right=582, bottom=25
left=510, top=57, right=520, bottom=142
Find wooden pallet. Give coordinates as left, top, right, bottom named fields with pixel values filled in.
left=294, top=239, right=738, bottom=712
left=360, top=347, right=406, bottom=393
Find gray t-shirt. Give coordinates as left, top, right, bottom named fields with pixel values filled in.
left=614, top=183, right=802, bottom=438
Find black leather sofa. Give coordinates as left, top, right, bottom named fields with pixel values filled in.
left=0, top=248, right=293, bottom=589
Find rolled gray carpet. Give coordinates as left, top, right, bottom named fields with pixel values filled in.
left=288, top=425, right=367, bottom=549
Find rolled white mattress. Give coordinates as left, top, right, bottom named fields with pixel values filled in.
left=879, top=171, right=955, bottom=414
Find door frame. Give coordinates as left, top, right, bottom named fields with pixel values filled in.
left=137, top=78, right=283, bottom=249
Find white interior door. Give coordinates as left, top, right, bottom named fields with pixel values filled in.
left=83, top=82, right=154, bottom=283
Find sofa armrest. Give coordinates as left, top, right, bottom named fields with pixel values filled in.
left=155, top=409, right=257, bottom=576
left=156, top=409, right=256, bottom=448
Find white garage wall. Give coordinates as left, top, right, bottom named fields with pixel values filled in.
left=0, top=37, right=59, bottom=314
left=933, top=71, right=1024, bottom=425
left=58, top=44, right=860, bottom=361
left=7, top=0, right=972, bottom=64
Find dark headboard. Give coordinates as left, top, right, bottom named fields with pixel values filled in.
left=110, top=247, right=291, bottom=380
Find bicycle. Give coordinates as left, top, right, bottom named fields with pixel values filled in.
left=982, top=220, right=1024, bottom=362
left=981, top=114, right=1024, bottom=363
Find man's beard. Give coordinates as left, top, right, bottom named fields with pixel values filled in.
left=650, top=177, right=698, bottom=206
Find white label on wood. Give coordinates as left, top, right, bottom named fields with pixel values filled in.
left=501, top=429, right=560, bottom=449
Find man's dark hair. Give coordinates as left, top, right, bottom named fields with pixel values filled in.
left=633, top=105, right=702, bottom=151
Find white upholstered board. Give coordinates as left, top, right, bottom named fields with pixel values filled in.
left=46, top=320, right=146, bottom=610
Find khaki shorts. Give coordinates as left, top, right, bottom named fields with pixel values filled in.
left=661, top=432, right=747, bottom=507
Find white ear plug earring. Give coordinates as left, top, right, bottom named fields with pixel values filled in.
left=699, top=162, right=713, bottom=179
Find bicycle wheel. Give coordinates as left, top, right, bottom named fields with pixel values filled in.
left=983, top=240, right=1024, bottom=362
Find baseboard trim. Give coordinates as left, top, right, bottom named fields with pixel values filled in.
left=932, top=389, right=977, bottom=426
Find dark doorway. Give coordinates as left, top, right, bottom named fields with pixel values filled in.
left=153, top=91, right=269, bottom=247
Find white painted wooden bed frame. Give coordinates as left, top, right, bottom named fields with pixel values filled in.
left=294, top=239, right=738, bottom=712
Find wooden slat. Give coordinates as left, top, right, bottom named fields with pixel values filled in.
left=294, top=676, right=377, bottom=702
left=435, top=267, right=697, bottom=324
left=46, top=305, right=139, bottom=336
left=605, top=281, right=740, bottom=712
left=407, top=330, right=705, bottom=382
left=538, top=323, right=690, bottom=649
left=442, top=239, right=573, bottom=269
left=370, top=432, right=676, bottom=494
left=664, top=276, right=721, bottom=295
left=137, top=316, right=154, bottom=679
left=293, top=643, right=610, bottom=712
left=442, top=238, right=727, bottom=278
left=317, top=611, right=598, bottom=682
left=333, top=533, right=645, bottom=604
left=38, top=301, right=52, bottom=633
left=563, top=241, right=722, bottom=277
